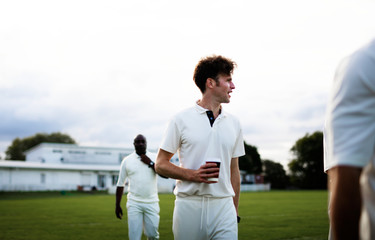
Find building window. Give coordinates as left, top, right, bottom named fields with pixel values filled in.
left=112, top=175, right=118, bottom=185
left=98, top=175, right=106, bottom=188
left=41, top=173, right=46, bottom=184
left=95, top=152, right=111, bottom=155
left=68, top=150, right=86, bottom=154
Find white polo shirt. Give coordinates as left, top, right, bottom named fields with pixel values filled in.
left=160, top=102, right=245, bottom=197
left=324, top=39, right=375, bottom=172
left=117, top=151, right=159, bottom=203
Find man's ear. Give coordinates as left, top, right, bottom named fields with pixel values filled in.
left=206, top=78, right=216, bottom=89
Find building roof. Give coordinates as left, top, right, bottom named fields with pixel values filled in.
left=24, top=142, right=134, bottom=154
left=0, top=160, right=119, bottom=172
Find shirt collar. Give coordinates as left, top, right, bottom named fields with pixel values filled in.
left=135, top=151, right=149, bottom=157
left=194, top=100, right=226, bottom=117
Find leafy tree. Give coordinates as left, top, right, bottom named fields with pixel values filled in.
left=239, top=142, right=262, bottom=174
left=263, top=159, right=288, bottom=189
left=288, top=131, right=326, bottom=189
left=5, top=132, right=76, bottom=161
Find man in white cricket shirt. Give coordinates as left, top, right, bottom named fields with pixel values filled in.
left=155, top=55, right=245, bottom=240
left=115, top=134, right=160, bottom=240
left=324, top=39, right=375, bottom=240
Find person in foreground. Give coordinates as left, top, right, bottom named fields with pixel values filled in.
left=115, top=134, right=160, bottom=240
left=155, top=55, right=245, bottom=240
left=324, top=39, right=375, bottom=240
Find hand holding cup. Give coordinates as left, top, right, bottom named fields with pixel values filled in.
left=205, top=157, right=221, bottom=183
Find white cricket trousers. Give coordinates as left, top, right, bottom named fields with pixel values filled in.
left=173, top=196, right=238, bottom=240
left=126, top=200, right=160, bottom=240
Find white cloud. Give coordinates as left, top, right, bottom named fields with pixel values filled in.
left=1, top=0, right=374, bottom=167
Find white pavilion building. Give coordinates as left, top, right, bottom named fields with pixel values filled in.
left=0, top=143, right=178, bottom=192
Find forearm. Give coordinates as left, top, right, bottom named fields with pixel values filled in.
left=156, top=156, right=194, bottom=181
left=231, top=158, right=241, bottom=214
left=328, top=166, right=362, bottom=240
left=155, top=148, right=192, bottom=181
left=231, top=171, right=240, bottom=214
left=155, top=148, right=219, bottom=183
left=115, top=187, right=124, bottom=206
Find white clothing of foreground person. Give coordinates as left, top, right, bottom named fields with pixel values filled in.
left=324, top=39, right=375, bottom=240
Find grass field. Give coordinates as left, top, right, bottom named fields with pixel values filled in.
left=0, top=190, right=329, bottom=240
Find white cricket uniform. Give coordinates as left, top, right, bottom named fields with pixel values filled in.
left=117, top=151, right=159, bottom=240
left=160, top=102, right=245, bottom=240
left=324, top=39, right=375, bottom=240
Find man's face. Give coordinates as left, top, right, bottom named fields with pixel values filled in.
left=134, top=135, right=147, bottom=155
left=213, top=74, right=235, bottom=103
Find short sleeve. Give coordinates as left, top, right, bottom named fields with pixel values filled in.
left=159, top=117, right=181, bottom=154
left=116, top=158, right=128, bottom=186
left=232, top=123, right=245, bottom=158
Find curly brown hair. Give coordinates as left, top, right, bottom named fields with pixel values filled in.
left=193, top=55, right=237, bottom=93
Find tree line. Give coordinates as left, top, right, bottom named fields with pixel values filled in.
left=4, top=131, right=326, bottom=189
left=239, top=131, right=325, bottom=189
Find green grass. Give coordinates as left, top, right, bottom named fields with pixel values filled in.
left=0, top=190, right=329, bottom=240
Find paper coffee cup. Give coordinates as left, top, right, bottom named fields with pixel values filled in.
left=206, top=157, right=221, bottom=182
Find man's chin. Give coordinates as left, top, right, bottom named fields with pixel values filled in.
left=136, top=150, right=146, bottom=155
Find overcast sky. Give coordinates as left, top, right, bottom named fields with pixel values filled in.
left=1, top=0, right=374, bottom=168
